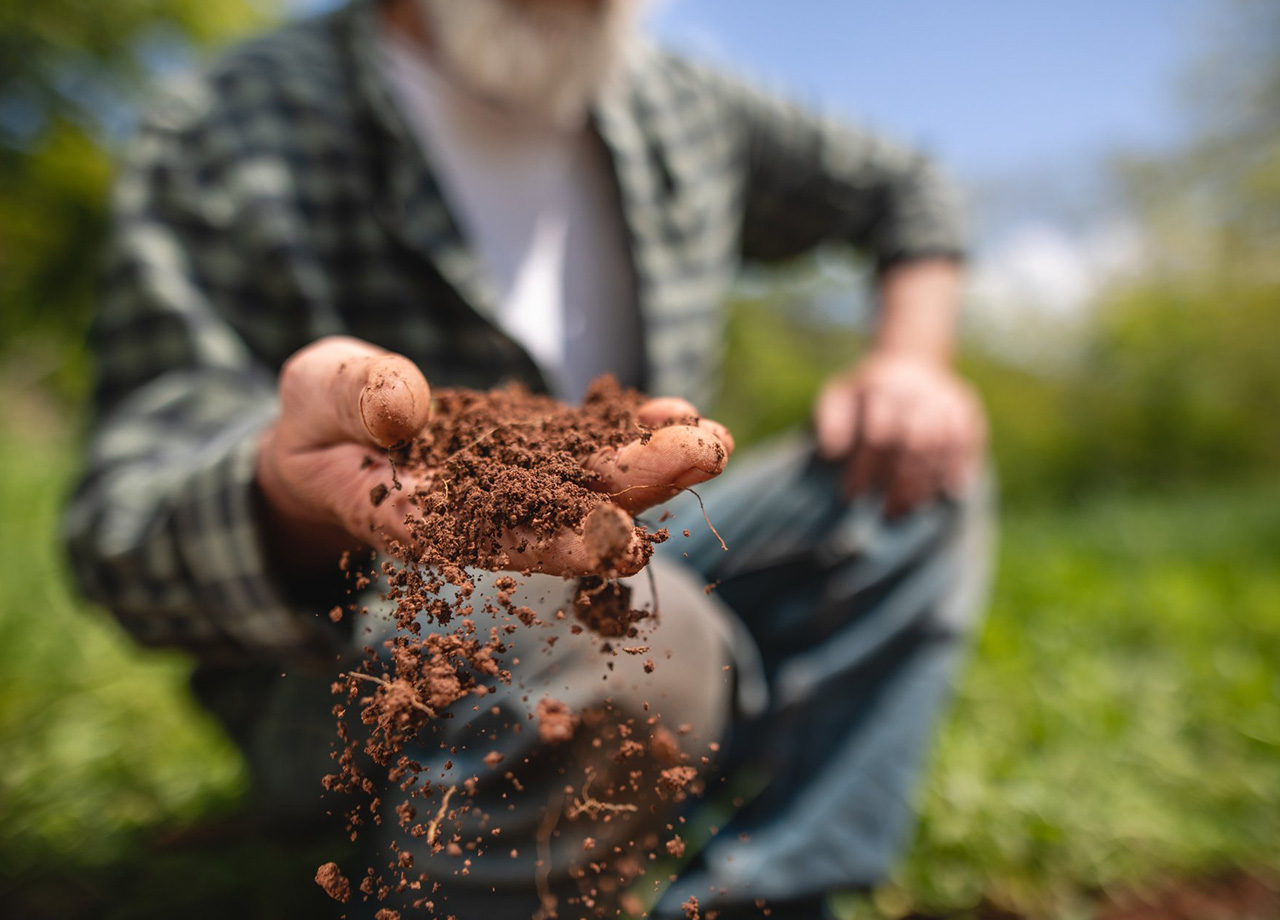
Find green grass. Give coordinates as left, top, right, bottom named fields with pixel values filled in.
left=890, top=485, right=1280, bottom=917
left=0, top=408, right=245, bottom=877
left=1, top=407, right=1277, bottom=917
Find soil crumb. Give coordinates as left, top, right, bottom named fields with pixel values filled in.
left=536, top=697, right=579, bottom=744
left=314, top=861, right=351, bottom=903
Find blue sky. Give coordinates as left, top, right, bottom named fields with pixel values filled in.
left=646, top=0, right=1209, bottom=181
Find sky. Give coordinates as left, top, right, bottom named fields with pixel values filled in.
left=643, top=0, right=1210, bottom=182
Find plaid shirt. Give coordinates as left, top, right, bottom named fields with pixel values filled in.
left=63, top=1, right=965, bottom=660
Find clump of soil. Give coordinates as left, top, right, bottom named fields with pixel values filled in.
left=318, top=377, right=716, bottom=918
left=394, top=377, right=662, bottom=580
left=537, top=696, right=579, bottom=744
left=315, top=861, right=351, bottom=903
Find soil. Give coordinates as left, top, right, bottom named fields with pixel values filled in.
left=1094, top=869, right=1280, bottom=920
left=897, top=870, right=1280, bottom=920
left=317, top=377, right=714, bottom=918
left=314, top=861, right=351, bottom=904
left=392, top=376, right=661, bottom=579
left=536, top=697, right=579, bottom=744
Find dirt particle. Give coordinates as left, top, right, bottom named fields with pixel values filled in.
left=314, top=862, right=351, bottom=903
left=658, top=766, right=698, bottom=795
left=650, top=726, right=682, bottom=766
left=536, top=697, right=579, bottom=744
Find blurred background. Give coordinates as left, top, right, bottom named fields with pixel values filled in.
left=1, top=0, right=1277, bottom=917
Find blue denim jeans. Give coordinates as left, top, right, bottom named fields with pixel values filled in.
left=646, top=435, right=993, bottom=916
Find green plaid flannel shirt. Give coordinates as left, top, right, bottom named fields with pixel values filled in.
left=63, top=1, right=966, bottom=661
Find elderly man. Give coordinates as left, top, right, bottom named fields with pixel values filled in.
left=65, top=0, right=992, bottom=917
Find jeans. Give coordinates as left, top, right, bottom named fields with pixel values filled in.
left=646, top=435, right=993, bottom=916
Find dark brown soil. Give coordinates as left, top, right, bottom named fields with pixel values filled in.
left=1095, top=869, right=1280, bottom=920
left=898, top=870, right=1280, bottom=920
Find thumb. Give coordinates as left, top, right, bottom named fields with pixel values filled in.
left=278, top=336, right=431, bottom=450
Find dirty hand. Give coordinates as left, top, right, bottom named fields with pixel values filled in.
left=813, top=351, right=985, bottom=517
left=256, top=336, right=433, bottom=576
left=256, top=336, right=734, bottom=577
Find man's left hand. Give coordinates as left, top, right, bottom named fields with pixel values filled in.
left=814, top=352, right=986, bottom=516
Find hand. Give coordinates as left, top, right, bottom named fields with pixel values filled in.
left=256, top=336, right=734, bottom=577
left=514, top=394, right=734, bottom=577
left=256, top=336, right=433, bottom=576
left=813, top=352, right=986, bottom=517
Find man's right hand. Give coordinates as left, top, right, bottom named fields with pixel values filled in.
left=255, top=336, right=734, bottom=580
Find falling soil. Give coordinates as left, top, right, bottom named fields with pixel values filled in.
left=318, top=377, right=718, bottom=918
left=315, top=862, right=351, bottom=904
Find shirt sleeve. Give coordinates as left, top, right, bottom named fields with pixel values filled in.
left=62, top=85, right=341, bottom=662
left=707, top=68, right=967, bottom=271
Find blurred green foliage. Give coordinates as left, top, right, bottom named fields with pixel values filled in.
left=899, top=485, right=1280, bottom=916
left=0, top=407, right=242, bottom=881
left=0, top=0, right=277, bottom=397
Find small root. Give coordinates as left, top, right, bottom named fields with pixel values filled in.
left=344, top=671, right=436, bottom=717
left=684, top=487, right=727, bottom=552
left=566, top=777, right=639, bottom=820
left=426, top=784, right=457, bottom=849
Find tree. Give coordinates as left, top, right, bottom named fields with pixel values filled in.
left=0, top=0, right=277, bottom=395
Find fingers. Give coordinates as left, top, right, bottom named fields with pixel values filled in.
left=495, top=505, right=649, bottom=578
left=278, top=336, right=431, bottom=450
left=884, top=400, right=945, bottom=517
left=636, top=397, right=736, bottom=456
left=635, top=397, right=699, bottom=427
left=279, top=441, right=424, bottom=553
left=359, top=355, right=432, bottom=447
left=845, top=388, right=899, bottom=499
left=814, top=378, right=859, bottom=460
left=262, top=337, right=431, bottom=560
left=587, top=425, right=730, bottom=515
left=827, top=364, right=988, bottom=516
left=946, top=386, right=988, bottom=499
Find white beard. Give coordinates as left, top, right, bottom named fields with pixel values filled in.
left=414, top=0, right=646, bottom=127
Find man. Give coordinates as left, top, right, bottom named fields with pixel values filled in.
left=64, top=0, right=992, bottom=916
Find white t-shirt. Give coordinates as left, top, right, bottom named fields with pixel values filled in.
left=378, top=30, right=644, bottom=403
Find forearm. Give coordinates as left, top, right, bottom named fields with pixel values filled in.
left=873, top=257, right=964, bottom=365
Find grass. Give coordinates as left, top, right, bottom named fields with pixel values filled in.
left=890, top=484, right=1280, bottom=917
left=1, top=403, right=1277, bottom=917
left=0, top=404, right=245, bottom=876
